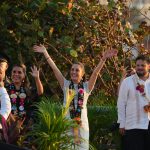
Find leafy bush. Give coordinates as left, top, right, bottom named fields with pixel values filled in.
left=0, top=0, right=149, bottom=98
left=88, top=106, right=121, bottom=150
left=88, top=90, right=117, bottom=106
left=19, top=96, right=97, bottom=150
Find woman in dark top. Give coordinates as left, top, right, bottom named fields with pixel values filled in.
left=6, top=64, right=43, bottom=143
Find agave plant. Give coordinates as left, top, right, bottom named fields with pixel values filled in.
left=20, top=96, right=77, bottom=150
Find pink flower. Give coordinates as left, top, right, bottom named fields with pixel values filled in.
left=136, top=85, right=144, bottom=93
left=20, top=98, right=24, bottom=102
left=139, top=88, right=144, bottom=93
left=136, top=85, right=140, bottom=91
left=78, top=100, right=83, bottom=105
left=20, top=102, right=24, bottom=105
left=12, top=98, right=16, bottom=103
left=78, top=88, right=84, bottom=95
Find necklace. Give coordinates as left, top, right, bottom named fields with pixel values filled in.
left=135, top=75, right=150, bottom=113
left=69, top=81, right=84, bottom=125
left=9, top=83, right=27, bottom=118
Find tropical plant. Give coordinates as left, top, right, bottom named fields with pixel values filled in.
left=16, top=96, right=121, bottom=149
left=19, top=96, right=77, bottom=150
left=19, top=95, right=96, bottom=150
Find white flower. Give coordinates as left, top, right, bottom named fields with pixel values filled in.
left=19, top=106, right=24, bottom=111
left=10, top=94, right=17, bottom=99
left=19, top=93, right=26, bottom=99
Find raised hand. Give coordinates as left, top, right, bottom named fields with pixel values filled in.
left=33, top=43, right=64, bottom=89
left=30, top=66, right=40, bottom=79
left=102, top=48, right=118, bottom=60
left=30, top=66, right=44, bottom=95
left=33, top=44, right=47, bottom=54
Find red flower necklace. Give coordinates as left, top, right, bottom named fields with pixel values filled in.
left=136, top=82, right=150, bottom=113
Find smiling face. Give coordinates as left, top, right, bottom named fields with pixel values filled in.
left=11, top=66, right=25, bottom=84
left=0, top=62, right=8, bottom=81
left=136, top=60, right=149, bottom=77
left=70, top=64, right=84, bottom=83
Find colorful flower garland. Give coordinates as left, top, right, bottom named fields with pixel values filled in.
left=69, top=81, right=84, bottom=125
left=9, top=83, right=27, bottom=118
left=136, top=81, right=150, bottom=113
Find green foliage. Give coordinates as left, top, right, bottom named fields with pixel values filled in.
left=22, top=97, right=76, bottom=150
left=88, top=90, right=117, bottom=106
left=18, top=96, right=120, bottom=149
left=88, top=106, right=121, bottom=150
left=0, top=0, right=149, bottom=97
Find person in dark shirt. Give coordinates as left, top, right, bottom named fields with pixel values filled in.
left=6, top=64, right=43, bottom=144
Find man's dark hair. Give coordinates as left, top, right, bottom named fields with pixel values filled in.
left=135, top=55, right=150, bottom=64
left=0, top=52, right=10, bottom=64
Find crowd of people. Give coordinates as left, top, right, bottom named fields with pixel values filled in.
left=0, top=45, right=150, bottom=150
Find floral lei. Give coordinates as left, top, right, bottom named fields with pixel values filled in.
left=69, top=81, right=84, bottom=125
left=135, top=76, right=150, bottom=113
left=9, top=83, right=27, bottom=118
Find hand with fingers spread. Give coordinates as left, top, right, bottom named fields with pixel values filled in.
left=33, top=43, right=65, bottom=89
left=33, top=44, right=51, bottom=62
left=30, top=65, right=43, bottom=95
left=33, top=44, right=47, bottom=54
left=102, top=48, right=118, bottom=60
left=30, top=66, right=40, bottom=79
left=88, top=48, right=118, bottom=91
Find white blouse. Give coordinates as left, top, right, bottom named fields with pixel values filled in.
left=0, top=87, right=11, bottom=128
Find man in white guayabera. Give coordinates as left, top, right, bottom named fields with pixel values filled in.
left=0, top=52, right=11, bottom=142
left=117, top=55, right=150, bottom=150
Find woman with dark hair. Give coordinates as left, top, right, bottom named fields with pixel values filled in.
left=33, top=44, right=117, bottom=149
left=6, top=64, right=43, bottom=143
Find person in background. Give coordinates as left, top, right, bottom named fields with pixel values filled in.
left=6, top=64, right=43, bottom=144
left=117, top=55, right=150, bottom=150
left=0, top=52, right=11, bottom=142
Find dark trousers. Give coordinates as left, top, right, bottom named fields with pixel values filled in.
left=123, top=124, right=150, bottom=150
